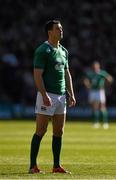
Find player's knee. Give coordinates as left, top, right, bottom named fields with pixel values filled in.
left=53, top=129, right=64, bottom=137
left=36, top=127, right=47, bottom=137
left=101, top=105, right=106, bottom=111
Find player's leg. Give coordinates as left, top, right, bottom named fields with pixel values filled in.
left=89, top=90, right=101, bottom=128
left=52, top=114, right=65, bottom=168
left=100, top=103, right=109, bottom=129
left=29, top=91, right=54, bottom=173
left=29, top=114, right=49, bottom=172
left=91, top=101, right=101, bottom=128
left=52, top=114, right=69, bottom=173
left=99, top=90, right=109, bottom=129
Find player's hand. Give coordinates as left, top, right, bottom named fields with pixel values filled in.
left=68, top=96, right=76, bottom=107
left=42, top=94, right=52, bottom=106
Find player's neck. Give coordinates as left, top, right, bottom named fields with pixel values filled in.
left=95, top=69, right=100, bottom=73
left=48, top=39, right=59, bottom=48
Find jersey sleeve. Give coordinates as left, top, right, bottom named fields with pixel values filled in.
left=33, top=48, right=47, bottom=69
left=102, top=70, right=109, bottom=78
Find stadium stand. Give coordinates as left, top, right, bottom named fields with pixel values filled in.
left=0, top=0, right=116, bottom=117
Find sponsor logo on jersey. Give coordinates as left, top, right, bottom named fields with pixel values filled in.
left=55, top=62, right=64, bottom=70
left=62, top=51, right=66, bottom=57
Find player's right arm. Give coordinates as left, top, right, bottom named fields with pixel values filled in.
left=34, top=46, right=52, bottom=106
left=83, top=77, right=91, bottom=89
left=34, top=68, right=52, bottom=106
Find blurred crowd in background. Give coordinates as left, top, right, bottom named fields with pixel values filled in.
left=0, top=0, right=116, bottom=107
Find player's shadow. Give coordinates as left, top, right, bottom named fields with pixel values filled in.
left=0, top=172, right=28, bottom=175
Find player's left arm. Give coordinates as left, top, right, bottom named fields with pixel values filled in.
left=65, top=69, right=76, bottom=107
left=106, top=74, right=113, bottom=84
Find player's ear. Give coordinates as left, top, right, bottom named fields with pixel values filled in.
left=48, top=30, right=52, bottom=37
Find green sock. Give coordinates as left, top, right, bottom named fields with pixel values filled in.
left=52, top=136, right=62, bottom=168
left=30, top=133, right=42, bottom=169
left=93, top=110, right=100, bottom=123
left=101, top=109, right=108, bottom=123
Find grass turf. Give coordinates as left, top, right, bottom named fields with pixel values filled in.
left=0, top=120, right=116, bottom=179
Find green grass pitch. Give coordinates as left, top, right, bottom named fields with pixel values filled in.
left=0, top=120, right=116, bottom=179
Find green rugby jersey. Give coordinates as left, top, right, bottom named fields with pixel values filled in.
left=86, top=70, right=109, bottom=90
left=34, top=41, right=69, bottom=95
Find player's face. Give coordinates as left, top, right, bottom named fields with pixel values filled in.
left=50, top=23, right=63, bottom=40
left=93, top=62, right=100, bottom=73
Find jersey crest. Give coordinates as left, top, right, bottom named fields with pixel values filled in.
left=46, top=47, right=51, bottom=53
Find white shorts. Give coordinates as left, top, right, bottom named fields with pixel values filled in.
left=35, top=92, right=66, bottom=116
left=89, top=89, right=106, bottom=103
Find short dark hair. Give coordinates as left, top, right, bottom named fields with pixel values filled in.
left=44, top=20, right=61, bottom=36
